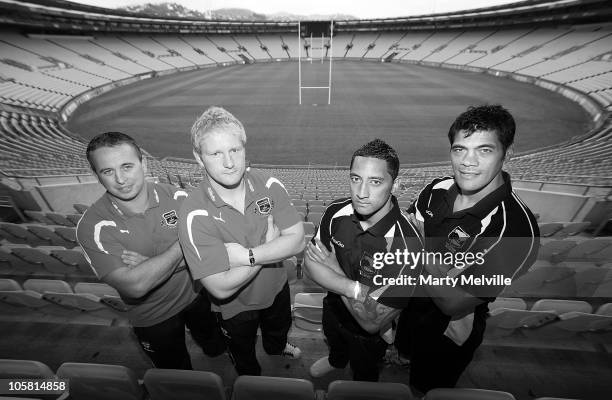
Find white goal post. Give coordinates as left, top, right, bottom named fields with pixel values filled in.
left=298, top=20, right=334, bottom=105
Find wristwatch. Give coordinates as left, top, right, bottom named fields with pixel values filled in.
left=248, top=248, right=255, bottom=267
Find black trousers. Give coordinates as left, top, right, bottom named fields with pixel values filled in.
left=218, top=281, right=292, bottom=376
left=322, top=293, right=388, bottom=382
left=395, top=300, right=483, bottom=393
left=133, top=292, right=226, bottom=369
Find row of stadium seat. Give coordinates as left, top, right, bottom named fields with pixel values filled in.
left=3, top=358, right=555, bottom=400
left=292, top=291, right=612, bottom=351
left=2, top=27, right=609, bottom=107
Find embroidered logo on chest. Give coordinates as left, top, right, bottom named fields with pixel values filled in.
left=253, top=197, right=274, bottom=215
left=161, top=210, right=178, bottom=227
left=359, top=252, right=375, bottom=279
left=445, top=225, right=470, bottom=252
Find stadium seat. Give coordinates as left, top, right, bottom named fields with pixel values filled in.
left=74, top=282, right=120, bottom=297
left=24, top=224, right=74, bottom=248
left=538, top=222, right=564, bottom=237
left=45, top=212, right=78, bottom=227
left=1, top=244, right=51, bottom=276
left=488, top=297, right=527, bottom=312
left=520, top=299, right=593, bottom=340
left=537, top=240, right=576, bottom=262
left=0, top=245, right=31, bottom=274
left=502, top=264, right=576, bottom=298
left=531, top=299, right=592, bottom=314
left=293, top=292, right=324, bottom=332
left=307, top=212, right=323, bottom=226
left=308, top=204, right=325, bottom=214
left=24, top=210, right=55, bottom=225
left=485, top=305, right=561, bottom=338
left=553, top=221, right=591, bottom=238
left=534, top=397, right=580, bottom=400
left=143, top=369, right=226, bottom=400
left=424, top=388, right=515, bottom=399
left=0, top=359, right=55, bottom=379
left=45, top=247, right=96, bottom=278
left=326, top=380, right=414, bottom=400
left=564, top=238, right=612, bottom=261
left=232, top=375, right=315, bottom=400
left=0, top=222, right=49, bottom=246
left=52, top=226, right=78, bottom=248
left=303, top=221, right=316, bottom=236
left=307, top=199, right=325, bottom=207
left=295, top=205, right=308, bottom=215
left=0, top=284, right=64, bottom=316
left=74, top=282, right=129, bottom=313
left=56, top=362, right=145, bottom=400
left=14, top=246, right=81, bottom=276
left=572, top=264, right=612, bottom=297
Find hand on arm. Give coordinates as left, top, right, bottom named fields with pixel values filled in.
left=102, top=241, right=183, bottom=298
left=303, top=238, right=356, bottom=298
left=304, top=238, right=399, bottom=334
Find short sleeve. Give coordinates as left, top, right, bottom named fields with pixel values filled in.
left=410, top=181, right=434, bottom=223
left=178, top=205, right=230, bottom=282
left=266, top=177, right=300, bottom=231
left=313, top=200, right=340, bottom=251
left=76, top=218, right=127, bottom=279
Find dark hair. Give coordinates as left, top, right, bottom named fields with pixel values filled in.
left=448, top=105, right=515, bottom=153
left=350, top=138, right=399, bottom=180
left=86, top=131, right=143, bottom=169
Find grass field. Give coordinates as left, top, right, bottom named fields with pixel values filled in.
left=67, top=61, right=591, bottom=166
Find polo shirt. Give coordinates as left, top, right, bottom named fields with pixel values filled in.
left=178, top=168, right=300, bottom=320
left=408, top=171, right=539, bottom=344
left=77, top=182, right=196, bottom=327
left=315, top=196, right=425, bottom=309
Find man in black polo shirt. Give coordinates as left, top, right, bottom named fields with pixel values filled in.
left=396, top=105, right=540, bottom=395
left=304, top=139, right=424, bottom=381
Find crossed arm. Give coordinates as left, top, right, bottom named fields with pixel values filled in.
left=101, top=241, right=184, bottom=298
left=303, top=238, right=401, bottom=334
left=200, top=216, right=305, bottom=299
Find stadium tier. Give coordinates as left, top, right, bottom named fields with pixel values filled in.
left=0, top=1, right=611, bottom=398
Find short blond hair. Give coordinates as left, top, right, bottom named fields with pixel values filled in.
left=190, top=106, right=246, bottom=153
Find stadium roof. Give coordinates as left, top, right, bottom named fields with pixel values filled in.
left=0, top=0, right=610, bottom=33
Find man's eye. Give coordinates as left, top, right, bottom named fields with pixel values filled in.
left=371, top=180, right=381, bottom=185
left=350, top=176, right=360, bottom=183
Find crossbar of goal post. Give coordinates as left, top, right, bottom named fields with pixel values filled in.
left=298, top=20, right=334, bottom=105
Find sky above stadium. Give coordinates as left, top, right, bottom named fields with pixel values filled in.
left=74, top=0, right=521, bottom=19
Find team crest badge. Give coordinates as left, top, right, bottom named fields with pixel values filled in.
left=255, top=197, right=273, bottom=215
left=161, top=210, right=178, bottom=227
left=445, top=225, right=470, bottom=252
left=359, top=252, right=375, bottom=279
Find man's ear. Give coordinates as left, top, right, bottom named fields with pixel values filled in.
left=142, top=156, right=148, bottom=174
left=193, top=149, right=204, bottom=167
left=392, top=177, right=401, bottom=193
left=504, top=146, right=514, bottom=162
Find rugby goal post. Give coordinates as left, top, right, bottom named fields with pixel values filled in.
left=298, top=20, right=334, bottom=105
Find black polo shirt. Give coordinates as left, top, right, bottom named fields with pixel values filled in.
left=315, top=196, right=424, bottom=309
left=407, top=171, right=540, bottom=342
